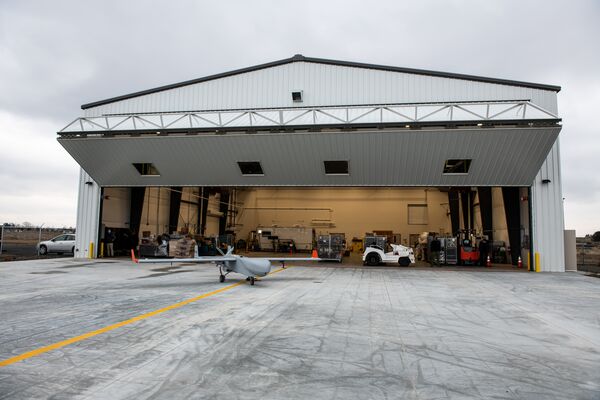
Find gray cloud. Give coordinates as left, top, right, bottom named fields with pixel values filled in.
left=0, top=0, right=598, bottom=232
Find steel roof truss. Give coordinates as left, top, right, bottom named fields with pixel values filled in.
left=60, top=100, right=560, bottom=134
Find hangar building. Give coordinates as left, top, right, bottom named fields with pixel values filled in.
left=58, top=55, right=565, bottom=271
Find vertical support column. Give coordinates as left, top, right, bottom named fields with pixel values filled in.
left=460, top=189, right=475, bottom=232
left=199, top=188, right=208, bottom=236
left=219, top=189, right=230, bottom=235
left=502, top=187, right=521, bottom=266
left=130, top=187, right=146, bottom=237
left=448, top=190, right=460, bottom=236
left=97, top=187, right=105, bottom=255
left=197, top=187, right=202, bottom=235
left=168, top=187, right=183, bottom=235
left=477, top=187, right=493, bottom=242
left=528, top=186, right=534, bottom=271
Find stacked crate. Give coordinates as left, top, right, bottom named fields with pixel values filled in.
left=169, top=237, right=196, bottom=258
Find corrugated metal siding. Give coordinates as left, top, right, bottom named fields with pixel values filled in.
left=58, top=126, right=560, bottom=187
left=532, top=139, right=565, bottom=272
left=83, top=62, right=558, bottom=117
left=74, top=169, right=101, bottom=259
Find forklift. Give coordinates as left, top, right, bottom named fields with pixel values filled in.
left=458, top=230, right=480, bottom=266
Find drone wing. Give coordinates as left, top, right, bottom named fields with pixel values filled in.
left=265, top=257, right=322, bottom=262
left=131, top=250, right=236, bottom=264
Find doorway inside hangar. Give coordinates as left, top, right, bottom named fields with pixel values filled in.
left=98, top=186, right=531, bottom=269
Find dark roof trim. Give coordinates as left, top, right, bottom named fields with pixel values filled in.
left=81, top=54, right=561, bottom=110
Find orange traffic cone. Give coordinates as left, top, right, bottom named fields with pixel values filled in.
left=311, top=249, right=318, bottom=258
left=486, top=255, right=491, bottom=268
left=517, top=256, right=523, bottom=268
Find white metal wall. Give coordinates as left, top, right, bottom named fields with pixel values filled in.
left=83, top=62, right=558, bottom=117
left=532, top=139, right=565, bottom=272
left=74, top=168, right=101, bottom=259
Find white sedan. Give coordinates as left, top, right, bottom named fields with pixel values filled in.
left=37, top=234, right=76, bottom=255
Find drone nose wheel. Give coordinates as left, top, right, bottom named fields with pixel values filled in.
left=250, top=276, right=255, bottom=285
left=219, top=274, right=225, bottom=283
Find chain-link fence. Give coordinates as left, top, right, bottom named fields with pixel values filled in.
left=577, top=244, right=600, bottom=274
left=0, top=225, right=75, bottom=262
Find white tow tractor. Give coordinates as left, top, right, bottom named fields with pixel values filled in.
left=363, top=243, right=416, bottom=266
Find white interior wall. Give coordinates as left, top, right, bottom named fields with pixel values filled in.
left=234, top=188, right=451, bottom=246
left=205, top=192, right=221, bottom=237
left=139, top=187, right=170, bottom=236
left=177, top=187, right=200, bottom=233
left=101, top=187, right=130, bottom=229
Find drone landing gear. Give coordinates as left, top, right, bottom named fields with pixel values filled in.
left=245, top=276, right=256, bottom=285
left=218, top=265, right=229, bottom=283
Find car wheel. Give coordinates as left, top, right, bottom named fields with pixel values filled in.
left=39, top=245, right=47, bottom=255
left=72, top=246, right=75, bottom=254
left=398, top=257, right=411, bottom=267
left=366, top=253, right=380, bottom=266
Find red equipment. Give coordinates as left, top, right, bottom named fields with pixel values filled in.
left=459, top=238, right=480, bottom=265
left=486, top=255, right=491, bottom=268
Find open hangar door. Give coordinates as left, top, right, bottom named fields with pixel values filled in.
left=98, top=185, right=531, bottom=269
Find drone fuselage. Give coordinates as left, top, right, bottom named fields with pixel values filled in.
left=225, top=256, right=272, bottom=277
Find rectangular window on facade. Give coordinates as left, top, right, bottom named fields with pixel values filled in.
left=133, top=163, right=160, bottom=176
left=237, top=161, right=264, bottom=176
left=443, top=159, right=472, bottom=174
left=408, top=204, right=428, bottom=225
left=292, top=91, right=303, bottom=102
left=324, top=160, right=349, bottom=175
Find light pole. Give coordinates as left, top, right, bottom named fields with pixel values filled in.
left=38, top=223, right=45, bottom=256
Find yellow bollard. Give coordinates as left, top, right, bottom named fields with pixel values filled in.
left=527, top=251, right=531, bottom=271
left=89, top=242, right=94, bottom=259
left=535, top=252, right=540, bottom=272
left=100, top=242, right=104, bottom=258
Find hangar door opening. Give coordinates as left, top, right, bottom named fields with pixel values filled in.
left=99, top=186, right=531, bottom=269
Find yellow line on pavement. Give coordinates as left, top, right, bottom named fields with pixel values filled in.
left=0, top=267, right=288, bottom=368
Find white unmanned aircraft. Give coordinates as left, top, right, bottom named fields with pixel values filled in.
left=131, top=246, right=321, bottom=285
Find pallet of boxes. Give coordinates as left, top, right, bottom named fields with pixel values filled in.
left=169, top=235, right=196, bottom=258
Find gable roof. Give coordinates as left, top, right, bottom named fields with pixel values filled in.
left=81, top=54, right=561, bottom=110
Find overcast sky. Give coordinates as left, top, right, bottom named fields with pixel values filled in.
left=0, top=0, right=598, bottom=234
